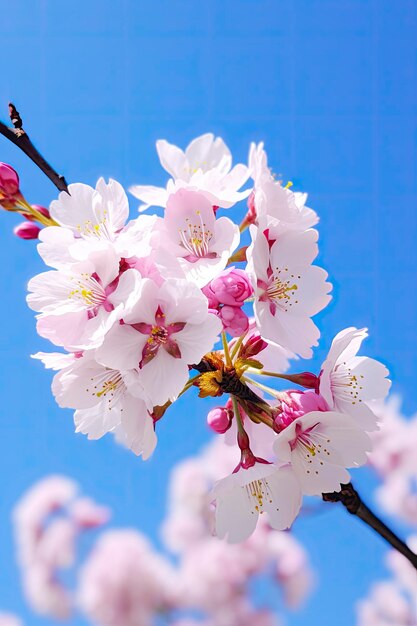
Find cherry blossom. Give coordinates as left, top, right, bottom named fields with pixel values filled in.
left=248, top=142, right=318, bottom=232
left=156, top=187, right=240, bottom=286
left=212, top=463, right=302, bottom=543
left=28, top=246, right=132, bottom=350
left=51, top=353, right=156, bottom=459
left=13, top=476, right=108, bottom=621
left=319, top=327, right=391, bottom=430
left=96, top=277, right=222, bottom=406
left=130, top=133, right=250, bottom=210
left=77, top=530, right=179, bottom=626
left=247, top=225, right=332, bottom=357
left=273, top=411, right=371, bottom=495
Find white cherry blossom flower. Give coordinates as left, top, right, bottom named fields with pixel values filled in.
left=40, top=180, right=157, bottom=269
left=156, top=187, right=240, bottom=287
left=319, top=327, right=391, bottom=430
left=130, top=133, right=250, bottom=210
left=212, top=463, right=302, bottom=543
left=96, top=278, right=222, bottom=406
left=249, top=143, right=318, bottom=233
left=247, top=225, right=331, bottom=358
left=50, top=178, right=128, bottom=242
left=273, top=411, right=371, bottom=495
left=27, top=253, right=141, bottom=351
left=52, top=354, right=156, bottom=459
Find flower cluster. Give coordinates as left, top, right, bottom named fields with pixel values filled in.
left=8, top=457, right=314, bottom=626
left=2, top=134, right=391, bottom=543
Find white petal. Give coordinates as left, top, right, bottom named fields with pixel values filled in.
left=176, top=314, right=222, bottom=364
left=49, top=183, right=96, bottom=230
left=138, top=349, right=189, bottom=406
left=129, top=184, right=168, bottom=208
left=215, top=487, right=258, bottom=543
left=156, top=139, right=186, bottom=179
left=263, top=466, right=302, bottom=530
left=95, top=177, right=129, bottom=232
left=95, top=324, right=145, bottom=371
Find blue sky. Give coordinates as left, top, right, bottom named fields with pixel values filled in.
left=1, top=1, right=417, bottom=624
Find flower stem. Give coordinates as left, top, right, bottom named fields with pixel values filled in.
left=178, top=373, right=201, bottom=398
left=323, top=483, right=417, bottom=569
left=0, top=102, right=68, bottom=192
left=230, top=331, right=247, bottom=361
left=221, top=332, right=233, bottom=368
left=241, top=375, right=280, bottom=398
left=232, top=396, right=246, bottom=435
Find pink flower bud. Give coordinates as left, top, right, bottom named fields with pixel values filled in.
left=208, top=268, right=253, bottom=306
left=23, top=204, right=51, bottom=221
left=240, top=333, right=269, bottom=359
left=282, top=371, right=319, bottom=389
left=202, top=284, right=220, bottom=309
left=278, top=390, right=329, bottom=427
left=219, top=305, right=249, bottom=337
left=13, top=221, right=41, bottom=240
left=0, top=162, right=20, bottom=198
left=207, top=406, right=233, bottom=433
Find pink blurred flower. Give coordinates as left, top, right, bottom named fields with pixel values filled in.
left=77, top=530, right=178, bottom=626
left=0, top=615, right=23, bottom=626
left=13, top=476, right=108, bottom=621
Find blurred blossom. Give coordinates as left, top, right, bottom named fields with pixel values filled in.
left=369, top=397, right=417, bottom=526
left=357, top=537, right=417, bottom=625
left=0, top=615, right=23, bottom=626
left=13, top=476, right=108, bottom=620
left=77, top=530, right=178, bottom=626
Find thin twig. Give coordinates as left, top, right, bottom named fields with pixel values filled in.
left=0, top=103, right=68, bottom=193
left=323, top=482, right=417, bottom=569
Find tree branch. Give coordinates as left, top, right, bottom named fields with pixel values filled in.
left=323, top=482, right=417, bottom=569
left=0, top=103, right=68, bottom=193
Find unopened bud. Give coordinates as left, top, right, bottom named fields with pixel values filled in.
left=23, top=204, right=51, bottom=221
left=283, top=372, right=319, bottom=390
left=219, top=305, right=249, bottom=337
left=0, top=162, right=20, bottom=198
left=240, top=333, right=268, bottom=359
left=13, top=221, right=41, bottom=240
left=207, top=406, right=233, bottom=434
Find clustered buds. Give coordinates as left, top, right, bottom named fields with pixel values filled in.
left=0, top=162, right=21, bottom=209
left=203, top=267, right=253, bottom=337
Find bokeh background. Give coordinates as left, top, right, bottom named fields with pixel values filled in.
left=1, top=1, right=416, bottom=624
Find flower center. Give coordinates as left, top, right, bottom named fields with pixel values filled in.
left=245, top=478, right=273, bottom=513
left=178, top=211, right=216, bottom=262
left=76, top=210, right=113, bottom=240
left=289, top=422, right=332, bottom=475
left=331, top=365, right=365, bottom=405
left=85, top=369, right=125, bottom=411
left=69, top=273, right=107, bottom=308
left=267, top=268, right=298, bottom=309
left=131, top=306, right=186, bottom=368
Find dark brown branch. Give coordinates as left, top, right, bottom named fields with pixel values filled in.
left=191, top=359, right=271, bottom=410
left=0, top=103, right=68, bottom=193
left=323, top=482, right=417, bottom=569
